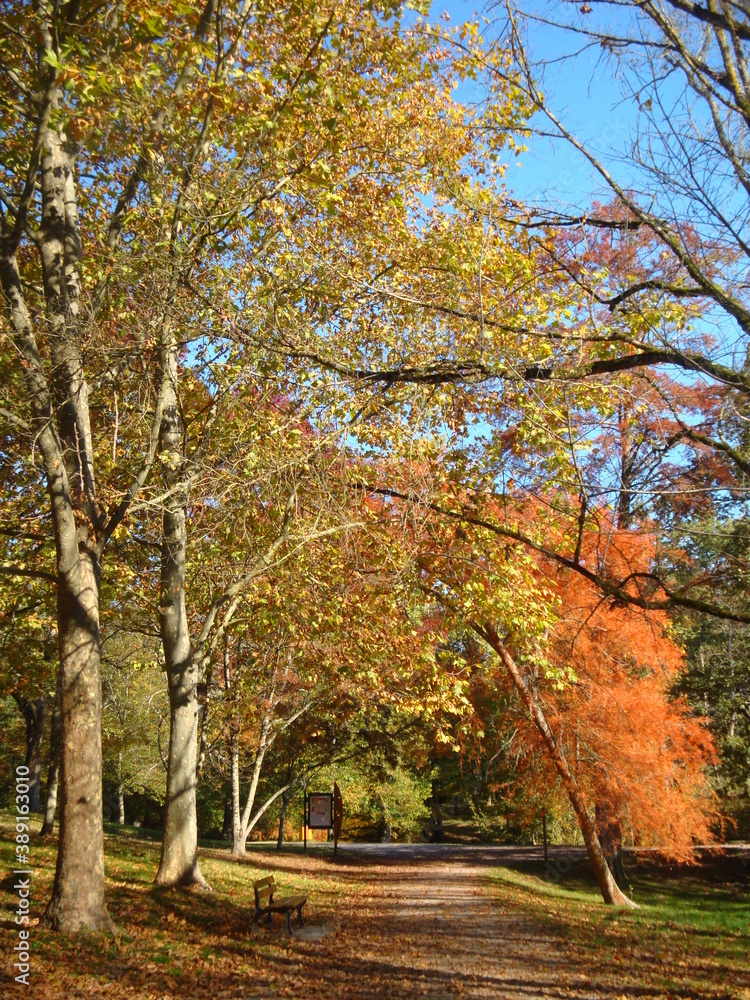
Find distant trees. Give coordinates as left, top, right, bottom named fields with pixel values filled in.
left=101, top=640, right=166, bottom=827
left=190, top=499, right=450, bottom=855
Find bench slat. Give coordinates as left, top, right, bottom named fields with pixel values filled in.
left=264, top=895, right=306, bottom=911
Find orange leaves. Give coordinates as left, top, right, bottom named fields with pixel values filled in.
left=410, top=481, right=720, bottom=857
left=538, top=539, right=720, bottom=859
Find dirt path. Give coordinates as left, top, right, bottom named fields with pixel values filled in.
left=269, top=852, right=603, bottom=1000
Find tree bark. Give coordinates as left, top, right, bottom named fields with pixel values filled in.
left=0, top=124, right=114, bottom=932
left=223, top=643, right=243, bottom=850
left=42, top=557, right=114, bottom=931
left=13, top=694, right=46, bottom=812
left=155, top=379, right=208, bottom=889
left=117, top=751, right=125, bottom=825
left=475, top=623, right=637, bottom=908
left=596, top=802, right=626, bottom=887
left=1, top=2, right=210, bottom=929
left=222, top=782, right=233, bottom=841
left=276, top=789, right=289, bottom=849
left=239, top=784, right=293, bottom=850
left=230, top=725, right=242, bottom=851
left=233, top=712, right=271, bottom=857
left=41, top=676, right=62, bottom=836
left=617, top=405, right=635, bottom=530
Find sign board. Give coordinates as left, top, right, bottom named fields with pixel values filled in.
left=307, top=793, right=333, bottom=829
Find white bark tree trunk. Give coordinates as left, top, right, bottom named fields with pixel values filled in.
left=14, top=695, right=46, bottom=812
left=41, top=679, right=62, bottom=836
left=155, top=377, right=208, bottom=888
left=117, top=752, right=125, bottom=825
left=0, top=125, right=113, bottom=932
left=233, top=713, right=271, bottom=857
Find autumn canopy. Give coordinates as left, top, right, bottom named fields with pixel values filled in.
left=0, top=0, right=748, bottom=933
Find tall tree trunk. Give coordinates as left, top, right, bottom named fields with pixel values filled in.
left=117, top=751, right=125, bottom=825
left=240, top=784, right=293, bottom=849
left=277, top=789, right=289, bottom=850
left=230, top=727, right=242, bottom=854
left=195, top=670, right=211, bottom=781
left=475, top=623, right=637, bottom=908
left=618, top=405, right=635, bottom=530
left=42, top=557, right=113, bottom=930
left=13, top=695, right=46, bottom=812
left=41, top=677, right=62, bottom=836
left=234, top=713, right=271, bottom=857
left=155, top=379, right=207, bottom=888
left=0, top=0, right=186, bottom=928
left=222, top=782, right=233, bottom=842
left=596, top=802, right=626, bottom=887
left=224, top=643, right=243, bottom=849
left=21, top=130, right=112, bottom=933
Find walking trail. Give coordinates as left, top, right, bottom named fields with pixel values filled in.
left=262, top=847, right=605, bottom=1000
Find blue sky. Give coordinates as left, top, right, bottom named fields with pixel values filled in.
left=425, top=0, right=745, bottom=366
left=429, top=0, right=645, bottom=209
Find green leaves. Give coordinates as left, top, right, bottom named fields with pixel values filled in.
left=42, top=49, right=62, bottom=70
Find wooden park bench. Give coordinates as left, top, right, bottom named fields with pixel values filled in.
left=252, top=875, right=306, bottom=936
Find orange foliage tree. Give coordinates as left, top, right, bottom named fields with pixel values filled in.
left=543, top=533, right=718, bottom=861
left=403, top=485, right=718, bottom=905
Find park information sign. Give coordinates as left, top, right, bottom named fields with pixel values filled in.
left=307, top=793, right=333, bottom=829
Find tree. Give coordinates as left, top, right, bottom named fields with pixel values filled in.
left=409, top=487, right=718, bottom=905
left=122, top=0, right=524, bottom=888
left=0, top=0, right=523, bottom=922
left=101, top=635, right=166, bottom=827
left=333, top=759, right=433, bottom=843
left=543, top=533, right=718, bottom=859
left=504, top=0, right=750, bottom=338
left=0, top=428, right=58, bottom=815
left=675, top=520, right=750, bottom=834
left=40, top=674, right=61, bottom=836
left=294, top=3, right=750, bottom=635
left=455, top=0, right=750, bottom=619
left=0, top=0, right=213, bottom=930
left=12, top=693, right=46, bottom=811
left=192, top=481, right=456, bottom=855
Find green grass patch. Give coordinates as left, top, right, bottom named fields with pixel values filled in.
left=489, top=851, right=750, bottom=999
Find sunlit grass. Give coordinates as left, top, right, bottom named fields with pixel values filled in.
left=489, top=853, right=750, bottom=998
left=0, top=810, right=359, bottom=997
left=1, top=811, right=747, bottom=999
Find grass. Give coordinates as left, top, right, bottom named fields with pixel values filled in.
left=488, top=850, right=750, bottom=998
left=0, top=811, right=365, bottom=999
